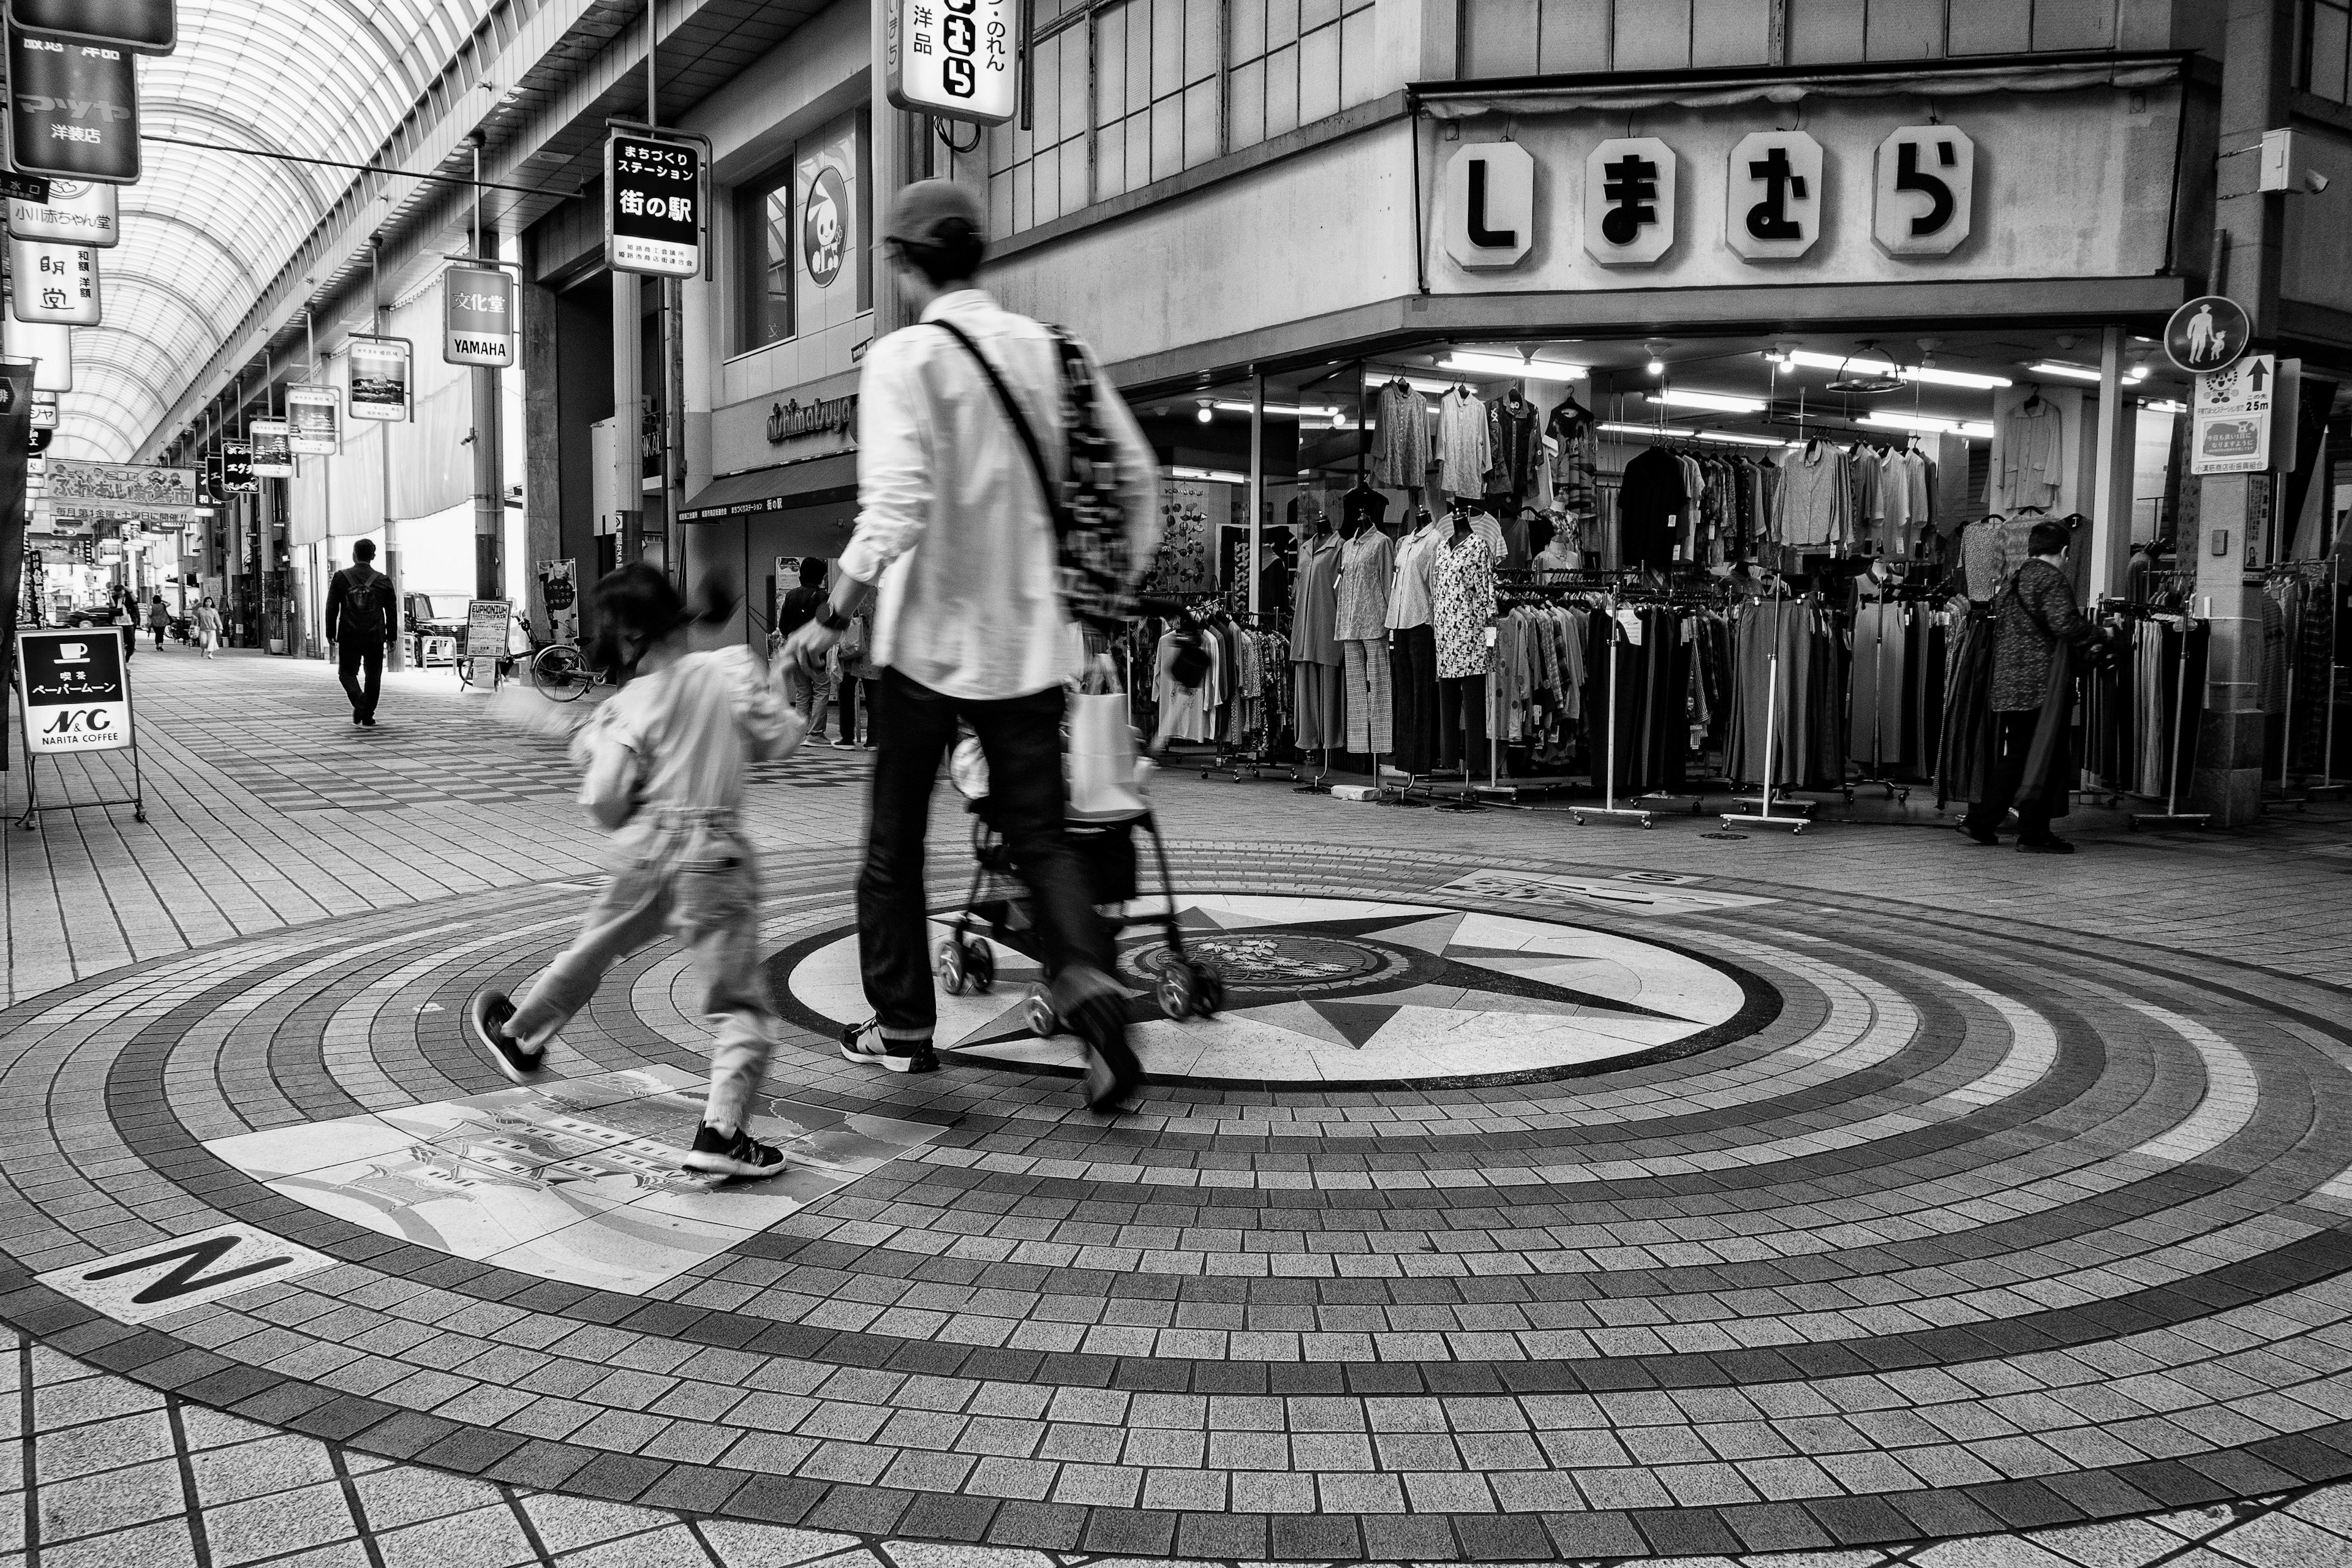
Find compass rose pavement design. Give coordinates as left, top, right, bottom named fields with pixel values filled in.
left=776, top=894, right=1770, bottom=1086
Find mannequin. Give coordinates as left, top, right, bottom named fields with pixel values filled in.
left=1335, top=499, right=1396, bottom=761
left=1291, top=510, right=1344, bottom=757
left=1385, top=507, right=1441, bottom=776
left=1431, top=503, right=1498, bottom=777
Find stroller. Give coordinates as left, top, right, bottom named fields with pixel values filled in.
left=933, top=734, right=1224, bottom=1036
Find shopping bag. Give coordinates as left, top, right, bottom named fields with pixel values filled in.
left=1066, top=658, right=1146, bottom=821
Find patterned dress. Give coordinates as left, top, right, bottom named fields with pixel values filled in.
left=1431, top=527, right=1496, bottom=679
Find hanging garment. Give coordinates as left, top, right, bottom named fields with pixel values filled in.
left=1487, top=396, right=1541, bottom=501
left=1618, top=445, right=1687, bottom=569
left=1999, top=398, right=2064, bottom=510
left=1370, top=382, right=1432, bottom=489
left=1343, top=639, right=1393, bottom=754
left=1438, top=388, right=1491, bottom=497
left=1772, top=442, right=1849, bottom=549
left=1153, top=628, right=1223, bottom=743
left=1849, top=601, right=1912, bottom=770
left=1390, top=624, right=1438, bottom=774
left=1289, top=530, right=1344, bottom=666
left=1548, top=401, right=1600, bottom=520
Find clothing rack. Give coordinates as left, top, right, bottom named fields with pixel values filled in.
left=2103, top=599, right=2211, bottom=832
left=1720, top=582, right=1815, bottom=834
left=2260, top=557, right=2344, bottom=803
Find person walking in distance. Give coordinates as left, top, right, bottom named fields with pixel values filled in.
left=467, top=566, right=810, bottom=1179
left=147, top=594, right=168, bottom=650
left=783, top=179, right=1162, bottom=1110
left=776, top=559, right=835, bottom=744
left=194, top=596, right=223, bottom=659
left=325, top=540, right=396, bottom=725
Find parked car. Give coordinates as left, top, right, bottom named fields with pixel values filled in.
left=404, top=592, right=469, bottom=665
left=60, top=603, right=122, bottom=628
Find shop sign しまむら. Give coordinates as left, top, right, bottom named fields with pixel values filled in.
left=15, top=627, right=132, bottom=753
left=886, top=0, right=1017, bottom=126
left=221, top=440, right=255, bottom=494
left=248, top=419, right=293, bottom=479
left=346, top=336, right=411, bottom=422
left=1444, top=123, right=1975, bottom=272
left=7, top=178, right=115, bottom=246
left=6, top=0, right=176, bottom=53
left=443, top=264, right=514, bottom=368
left=7, top=239, right=99, bottom=325
left=605, top=132, right=701, bottom=278
left=6, top=29, right=140, bottom=184
left=286, top=384, right=339, bottom=454
left=2190, top=354, right=2275, bottom=476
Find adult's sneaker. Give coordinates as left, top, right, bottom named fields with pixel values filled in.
left=682, top=1124, right=790, bottom=1181
left=1069, top=995, right=1142, bottom=1113
left=1955, top=820, right=1999, bottom=846
left=469, top=990, right=546, bottom=1084
left=839, top=1022, right=938, bottom=1073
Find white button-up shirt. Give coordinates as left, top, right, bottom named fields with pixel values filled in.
left=840, top=289, right=1162, bottom=701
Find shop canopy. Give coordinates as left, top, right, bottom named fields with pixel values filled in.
left=679, top=456, right=858, bottom=557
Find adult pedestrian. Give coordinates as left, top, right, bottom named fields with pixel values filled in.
left=114, top=589, right=136, bottom=661
left=325, top=539, right=396, bottom=726
left=194, top=597, right=222, bottom=658
left=782, top=179, right=1161, bottom=1110
left=147, top=595, right=169, bottom=650
left=837, top=608, right=878, bottom=746
left=1959, top=519, right=2113, bottom=854
left=777, top=559, right=835, bottom=744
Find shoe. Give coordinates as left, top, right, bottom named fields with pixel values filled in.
left=2017, top=835, right=2076, bottom=855
left=840, top=1023, right=939, bottom=1073
left=1956, top=821, right=1999, bottom=846
left=360, top=715, right=377, bottom=727
left=1069, top=995, right=1142, bottom=1113
left=682, top=1123, right=791, bottom=1181
left=470, top=991, right=546, bottom=1084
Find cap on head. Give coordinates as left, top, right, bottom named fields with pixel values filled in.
left=884, top=179, right=987, bottom=246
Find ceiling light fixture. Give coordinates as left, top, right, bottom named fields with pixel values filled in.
left=1170, top=465, right=1247, bottom=484
left=1861, top=411, right=1996, bottom=439
left=1598, top=421, right=1792, bottom=448
left=1643, top=389, right=1766, bottom=415
left=1645, top=342, right=1667, bottom=377
left=1195, top=399, right=1213, bottom=424
left=1775, top=349, right=2011, bottom=390
left=2143, top=398, right=2188, bottom=414
left=2024, top=360, right=2145, bottom=384
left=1438, top=350, right=1586, bottom=381
left=1210, top=399, right=1346, bottom=418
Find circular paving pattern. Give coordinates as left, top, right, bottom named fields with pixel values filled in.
left=773, top=893, right=1771, bottom=1087
left=3, top=843, right=2352, bottom=1563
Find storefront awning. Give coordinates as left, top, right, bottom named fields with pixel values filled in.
left=679, top=455, right=857, bottom=524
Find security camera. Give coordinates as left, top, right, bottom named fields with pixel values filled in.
left=2306, top=170, right=2331, bottom=194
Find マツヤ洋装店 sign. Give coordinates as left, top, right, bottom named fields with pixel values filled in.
left=605, top=133, right=702, bottom=278
left=15, top=628, right=134, bottom=753
left=6, top=30, right=140, bottom=184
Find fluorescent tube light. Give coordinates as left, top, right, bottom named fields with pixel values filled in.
left=1643, top=389, right=1766, bottom=414
left=1598, top=421, right=1793, bottom=449
left=1439, top=351, right=1586, bottom=381
left=1861, top=411, right=1996, bottom=439
left=1170, top=466, right=1246, bottom=484
left=1775, top=348, right=2011, bottom=390
left=2024, top=360, right=2146, bottom=384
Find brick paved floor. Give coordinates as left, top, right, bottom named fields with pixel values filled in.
left=2, top=641, right=2350, bottom=1567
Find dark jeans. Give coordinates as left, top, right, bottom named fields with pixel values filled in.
left=1389, top=624, right=1437, bottom=775
left=1437, top=672, right=1488, bottom=772
left=337, top=639, right=385, bottom=720
left=151, top=627, right=164, bottom=649
left=837, top=674, right=878, bottom=744
left=858, top=669, right=1115, bottom=1042
left=1964, top=709, right=2056, bottom=840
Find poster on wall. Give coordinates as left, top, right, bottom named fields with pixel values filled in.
left=287, top=384, right=340, bottom=454
left=536, top=559, right=578, bottom=644
left=248, top=418, right=295, bottom=478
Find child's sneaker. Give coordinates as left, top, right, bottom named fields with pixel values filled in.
left=470, top=991, right=546, bottom=1084
left=682, top=1125, right=790, bottom=1180
left=840, top=1022, right=939, bottom=1073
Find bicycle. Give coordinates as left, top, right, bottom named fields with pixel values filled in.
left=527, top=627, right=609, bottom=702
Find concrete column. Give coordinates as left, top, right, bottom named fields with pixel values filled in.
left=521, top=279, right=562, bottom=628
left=2190, top=473, right=2267, bottom=823
left=2089, top=325, right=2137, bottom=601
left=871, top=0, right=914, bottom=339
left=612, top=271, right=643, bottom=562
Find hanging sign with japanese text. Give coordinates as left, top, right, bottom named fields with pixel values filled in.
left=1442, top=143, right=1532, bottom=271
left=346, top=336, right=412, bottom=422
left=221, top=440, right=255, bottom=494
left=7, top=178, right=116, bottom=246
left=8, top=239, right=99, bottom=324
left=605, top=132, right=701, bottom=278
left=885, top=0, right=1019, bottom=126
left=286, top=384, right=339, bottom=454
left=1583, top=138, right=1676, bottom=266
left=442, top=263, right=514, bottom=367
left=6, top=30, right=140, bottom=184
left=2190, top=354, right=2276, bottom=476
left=7, top=0, right=176, bottom=54
left=45, top=458, right=198, bottom=518
left=248, top=418, right=293, bottom=479
left=15, top=627, right=132, bottom=753
left=1871, top=125, right=1974, bottom=257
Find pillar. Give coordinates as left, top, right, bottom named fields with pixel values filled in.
left=2190, top=473, right=2267, bottom=823
left=870, top=0, right=913, bottom=339
left=612, top=271, right=643, bottom=564
left=2088, top=325, right=2136, bottom=601
left=521, top=278, right=563, bottom=631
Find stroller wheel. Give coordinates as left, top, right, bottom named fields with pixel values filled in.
left=1023, top=987, right=1059, bottom=1038
left=1191, top=966, right=1225, bottom=1018
left=1155, top=963, right=1197, bottom=1021
left=965, top=942, right=996, bottom=993
left=934, top=938, right=968, bottom=995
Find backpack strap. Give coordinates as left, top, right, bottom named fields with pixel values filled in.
left=930, top=318, right=1069, bottom=551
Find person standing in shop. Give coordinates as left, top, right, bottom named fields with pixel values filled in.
left=1959, top=520, right=2113, bottom=854
left=780, top=178, right=1161, bottom=1111
left=325, top=539, right=397, bottom=725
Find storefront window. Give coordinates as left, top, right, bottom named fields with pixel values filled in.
left=2304, top=0, right=2352, bottom=103
left=1459, top=0, right=2132, bottom=79
left=734, top=166, right=794, bottom=352
left=1225, top=0, right=1379, bottom=152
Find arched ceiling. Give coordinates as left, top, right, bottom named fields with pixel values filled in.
left=48, top=0, right=505, bottom=462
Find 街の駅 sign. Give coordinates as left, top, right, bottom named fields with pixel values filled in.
left=605, top=132, right=702, bottom=278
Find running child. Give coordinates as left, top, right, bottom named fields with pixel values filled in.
left=467, top=564, right=809, bottom=1180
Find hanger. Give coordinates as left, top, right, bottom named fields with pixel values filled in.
left=2022, top=382, right=2045, bottom=412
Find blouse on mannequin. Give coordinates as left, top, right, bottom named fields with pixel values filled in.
left=1431, top=527, right=1498, bottom=679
